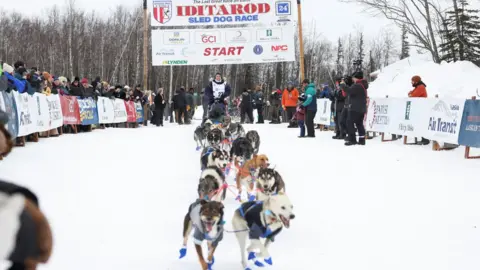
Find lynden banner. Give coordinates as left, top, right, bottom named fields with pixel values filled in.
left=458, top=100, right=480, bottom=148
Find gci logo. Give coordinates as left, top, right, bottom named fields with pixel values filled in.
left=201, top=34, right=217, bottom=43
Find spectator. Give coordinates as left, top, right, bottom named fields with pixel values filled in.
left=282, top=81, right=299, bottom=128
left=254, top=86, right=265, bottom=124
left=70, top=77, right=84, bottom=96
left=133, top=84, right=143, bottom=102
left=51, top=77, right=61, bottom=94
left=15, top=67, right=34, bottom=94
left=185, top=88, right=195, bottom=124
left=269, top=89, right=282, bottom=124
left=27, top=67, right=42, bottom=93
left=201, top=88, right=209, bottom=120
left=41, top=73, right=52, bottom=96
left=300, top=79, right=317, bottom=137
left=319, top=84, right=331, bottom=98
left=331, top=77, right=348, bottom=139
left=153, top=88, right=166, bottom=126
left=345, top=71, right=368, bottom=146
left=240, top=88, right=255, bottom=124
left=409, top=75, right=430, bottom=145
left=81, top=78, right=94, bottom=97
left=58, top=77, right=69, bottom=95
left=295, top=93, right=307, bottom=138
left=172, top=87, right=187, bottom=125
left=91, top=76, right=101, bottom=90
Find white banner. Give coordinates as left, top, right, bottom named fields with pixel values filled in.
left=13, top=92, right=37, bottom=136
left=97, top=97, right=116, bottom=124
left=151, top=26, right=296, bottom=65
left=46, top=94, right=64, bottom=129
left=33, top=93, right=50, bottom=132
left=365, top=98, right=393, bottom=133
left=387, top=98, right=428, bottom=137
left=113, top=98, right=128, bottom=123
left=149, top=0, right=297, bottom=27
left=420, top=98, right=465, bottom=144
left=315, top=99, right=332, bottom=125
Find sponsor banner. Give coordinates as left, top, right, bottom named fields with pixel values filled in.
left=33, top=93, right=50, bottom=132
left=135, top=102, right=144, bottom=123
left=60, top=95, right=81, bottom=125
left=458, top=100, right=480, bottom=148
left=13, top=92, right=37, bottom=137
left=420, top=98, right=464, bottom=144
left=151, top=26, right=295, bottom=66
left=125, top=101, right=137, bottom=123
left=113, top=98, right=128, bottom=123
left=315, top=99, right=332, bottom=126
left=77, top=97, right=99, bottom=125
left=46, top=95, right=63, bottom=129
left=388, top=98, right=429, bottom=137
left=97, top=97, right=116, bottom=124
left=149, top=0, right=297, bottom=27
left=0, top=91, right=19, bottom=138
left=365, top=98, right=393, bottom=133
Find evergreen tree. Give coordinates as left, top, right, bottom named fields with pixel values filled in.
left=400, top=24, right=410, bottom=59
left=368, top=50, right=376, bottom=75
left=357, top=32, right=365, bottom=65
left=336, top=38, right=344, bottom=76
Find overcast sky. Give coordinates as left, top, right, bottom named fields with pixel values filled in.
left=1, top=0, right=394, bottom=42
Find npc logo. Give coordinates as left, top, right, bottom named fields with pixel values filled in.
left=153, top=0, right=172, bottom=24
left=253, top=45, right=263, bottom=55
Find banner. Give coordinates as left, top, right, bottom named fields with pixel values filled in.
left=149, top=0, right=297, bottom=27
left=420, top=98, right=464, bottom=144
left=458, top=100, right=480, bottom=148
left=365, top=98, right=393, bottom=133
left=387, top=98, right=429, bottom=137
left=113, top=98, right=128, bottom=123
left=125, top=101, right=137, bottom=123
left=77, top=97, right=99, bottom=125
left=13, top=92, right=36, bottom=136
left=46, top=95, right=64, bottom=129
left=151, top=26, right=296, bottom=66
left=97, top=97, right=116, bottom=124
left=135, top=102, right=144, bottom=123
left=33, top=93, right=50, bottom=132
left=1, top=91, right=19, bottom=138
left=60, top=96, right=81, bottom=125
left=315, top=99, right=332, bottom=125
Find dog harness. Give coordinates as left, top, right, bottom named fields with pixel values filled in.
left=189, top=200, right=224, bottom=247
left=238, top=201, right=282, bottom=240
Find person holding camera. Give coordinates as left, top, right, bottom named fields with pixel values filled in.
left=344, top=71, right=368, bottom=146
left=331, top=77, right=348, bottom=139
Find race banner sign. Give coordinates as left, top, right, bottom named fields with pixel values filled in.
left=46, top=95, right=64, bottom=129
left=13, top=92, right=37, bottom=137
left=149, top=0, right=297, bottom=27
left=97, top=97, right=116, bottom=124
left=113, top=98, right=128, bottom=123
left=134, top=102, right=144, bottom=123
left=33, top=93, right=50, bottom=132
left=125, top=101, right=137, bottom=123
left=420, top=98, right=464, bottom=144
left=365, top=98, right=393, bottom=133
left=0, top=91, right=18, bottom=138
left=458, top=99, right=480, bottom=148
left=151, top=26, right=296, bottom=65
left=60, top=95, right=81, bottom=125
left=77, top=97, right=99, bottom=125
left=315, top=99, right=332, bottom=126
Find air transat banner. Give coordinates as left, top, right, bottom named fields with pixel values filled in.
left=151, top=26, right=296, bottom=65
left=149, top=0, right=297, bottom=27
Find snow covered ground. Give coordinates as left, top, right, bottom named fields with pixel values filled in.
left=1, top=111, right=480, bottom=270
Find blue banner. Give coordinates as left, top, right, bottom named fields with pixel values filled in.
left=77, top=97, right=99, bottom=125
left=458, top=100, right=480, bottom=148
left=135, top=102, right=144, bottom=123
left=2, top=91, right=19, bottom=139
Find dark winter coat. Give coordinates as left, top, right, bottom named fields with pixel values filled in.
left=133, top=89, right=143, bottom=103
left=330, top=83, right=347, bottom=111
left=269, top=91, right=282, bottom=107
left=345, top=80, right=368, bottom=113
left=185, top=92, right=194, bottom=108
left=154, top=94, right=166, bottom=110
left=254, top=92, right=264, bottom=108
left=240, top=90, right=254, bottom=109
left=51, top=84, right=61, bottom=95
left=69, top=84, right=85, bottom=97
left=204, top=80, right=232, bottom=105
left=172, top=89, right=187, bottom=110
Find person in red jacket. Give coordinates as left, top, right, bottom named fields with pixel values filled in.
left=282, top=81, right=299, bottom=127
left=409, top=76, right=427, bottom=97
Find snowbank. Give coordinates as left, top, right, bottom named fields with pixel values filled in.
left=369, top=55, right=480, bottom=99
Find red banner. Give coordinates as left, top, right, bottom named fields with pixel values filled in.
left=125, top=101, right=137, bottom=123
left=60, top=96, right=81, bottom=125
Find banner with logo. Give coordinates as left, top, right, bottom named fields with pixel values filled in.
left=113, top=98, right=128, bottom=123
left=149, top=0, right=297, bottom=27
left=77, top=97, right=99, bottom=125
left=315, top=99, right=332, bottom=126
left=151, top=26, right=296, bottom=65
left=386, top=98, right=429, bottom=137
left=125, top=101, right=137, bottom=123
left=60, top=95, right=81, bottom=125
left=135, top=102, right=144, bottom=123
left=33, top=93, right=50, bottom=132
left=46, top=94, right=64, bottom=129
left=97, top=97, right=116, bottom=124
left=1, top=91, right=19, bottom=138
left=365, top=98, right=394, bottom=133
left=419, top=98, right=464, bottom=144
left=458, top=100, right=480, bottom=148
left=13, top=92, right=37, bottom=136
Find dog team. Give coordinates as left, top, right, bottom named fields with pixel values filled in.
left=181, top=113, right=295, bottom=270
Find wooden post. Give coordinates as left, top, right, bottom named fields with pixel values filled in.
left=297, top=0, right=305, bottom=82
left=143, top=0, right=149, bottom=91
left=464, top=96, right=480, bottom=159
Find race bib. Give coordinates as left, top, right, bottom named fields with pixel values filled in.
left=212, top=83, right=226, bottom=99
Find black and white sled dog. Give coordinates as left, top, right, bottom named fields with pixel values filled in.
left=256, top=168, right=286, bottom=201
left=225, top=122, right=246, bottom=140
left=206, top=128, right=224, bottom=148
left=194, top=121, right=213, bottom=149
left=231, top=194, right=295, bottom=269
left=198, top=166, right=227, bottom=202
left=230, top=137, right=255, bottom=167
left=200, top=147, right=230, bottom=170
left=245, top=130, right=261, bottom=155
left=180, top=199, right=224, bottom=270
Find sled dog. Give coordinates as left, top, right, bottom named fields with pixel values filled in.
left=255, top=168, right=286, bottom=201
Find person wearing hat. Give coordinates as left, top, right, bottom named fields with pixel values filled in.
left=69, top=77, right=85, bottom=96
left=282, top=81, right=299, bottom=127
left=239, top=88, right=255, bottom=124
left=344, top=71, right=368, bottom=146
left=408, top=75, right=430, bottom=145
left=269, top=89, right=283, bottom=124
left=204, top=73, right=232, bottom=113
left=300, top=79, right=317, bottom=137
left=253, top=86, right=265, bottom=124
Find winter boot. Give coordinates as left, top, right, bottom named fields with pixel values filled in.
left=345, top=137, right=357, bottom=146
left=332, top=133, right=340, bottom=139
left=358, top=137, right=366, bottom=145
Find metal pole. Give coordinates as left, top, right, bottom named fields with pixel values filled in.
left=142, top=0, right=148, bottom=90
left=297, top=0, right=305, bottom=82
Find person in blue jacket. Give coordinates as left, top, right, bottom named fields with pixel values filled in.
left=300, top=79, right=317, bottom=138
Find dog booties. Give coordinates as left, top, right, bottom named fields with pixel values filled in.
left=238, top=201, right=282, bottom=241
